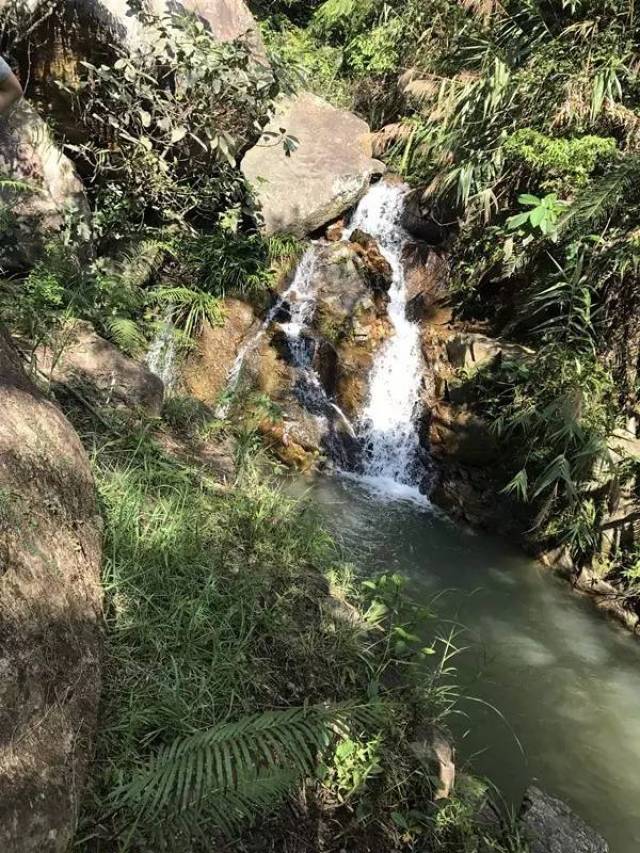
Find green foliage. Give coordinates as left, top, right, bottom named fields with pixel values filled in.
left=65, top=402, right=492, bottom=850
left=63, top=10, right=273, bottom=236
left=344, top=18, right=402, bottom=76
left=506, top=193, right=567, bottom=239
left=115, top=702, right=382, bottom=839
left=152, top=286, right=223, bottom=339
left=162, top=395, right=215, bottom=437
left=322, top=732, right=382, bottom=800
left=313, top=0, right=376, bottom=39
left=262, top=19, right=351, bottom=106
left=174, top=228, right=272, bottom=300
left=504, top=129, right=617, bottom=189
left=483, top=346, right=615, bottom=551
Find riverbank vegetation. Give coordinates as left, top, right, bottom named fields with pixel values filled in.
left=256, top=0, right=640, bottom=612
left=61, top=401, right=521, bottom=852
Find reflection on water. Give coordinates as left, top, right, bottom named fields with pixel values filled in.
left=301, top=474, right=640, bottom=853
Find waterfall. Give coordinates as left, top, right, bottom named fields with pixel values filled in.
left=346, top=182, right=426, bottom=498
left=146, top=315, right=177, bottom=391
left=216, top=247, right=319, bottom=418
left=216, top=180, right=426, bottom=500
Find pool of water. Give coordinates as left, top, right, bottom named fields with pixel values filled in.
left=301, top=474, right=640, bottom=851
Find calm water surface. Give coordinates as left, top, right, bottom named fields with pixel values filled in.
left=300, top=474, right=640, bottom=852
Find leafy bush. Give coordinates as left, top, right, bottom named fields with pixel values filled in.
left=262, top=18, right=351, bottom=106
left=504, top=129, right=617, bottom=190
left=344, top=18, right=403, bottom=76
left=63, top=10, right=274, bottom=237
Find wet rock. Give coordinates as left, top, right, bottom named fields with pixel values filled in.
left=400, top=188, right=455, bottom=245
left=241, top=92, right=384, bottom=237
left=312, top=337, right=339, bottom=395
left=348, top=228, right=393, bottom=294
left=446, top=332, right=532, bottom=371
left=519, top=786, right=609, bottom=853
left=34, top=320, right=164, bottom=415
left=403, top=242, right=450, bottom=322
left=428, top=402, right=498, bottom=468
left=409, top=725, right=455, bottom=800
left=0, top=100, right=90, bottom=269
left=312, top=241, right=389, bottom=344
left=310, top=241, right=391, bottom=419
left=325, top=219, right=346, bottom=242
left=335, top=320, right=389, bottom=420
left=183, top=298, right=258, bottom=406
left=0, top=329, right=102, bottom=852
left=258, top=413, right=321, bottom=471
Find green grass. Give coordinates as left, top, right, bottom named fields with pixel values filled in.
left=76, top=427, right=374, bottom=849
left=69, top=415, right=524, bottom=852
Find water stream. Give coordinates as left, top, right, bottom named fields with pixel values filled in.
left=346, top=182, right=425, bottom=492
left=216, top=179, right=640, bottom=847
left=146, top=314, right=177, bottom=391
left=301, top=475, right=640, bottom=852
left=284, top=181, right=640, bottom=849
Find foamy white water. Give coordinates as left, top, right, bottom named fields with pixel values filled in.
left=346, top=182, right=425, bottom=488
left=146, top=315, right=177, bottom=391
left=216, top=248, right=319, bottom=417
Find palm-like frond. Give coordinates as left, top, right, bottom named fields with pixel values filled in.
left=105, top=316, right=147, bottom=356
left=113, top=702, right=383, bottom=836
left=152, top=286, right=223, bottom=338
left=527, top=253, right=598, bottom=351
left=561, top=154, right=640, bottom=232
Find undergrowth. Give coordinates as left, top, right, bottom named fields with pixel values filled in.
left=62, top=406, right=518, bottom=852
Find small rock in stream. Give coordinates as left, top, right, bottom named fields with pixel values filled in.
left=519, top=786, right=609, bottom=853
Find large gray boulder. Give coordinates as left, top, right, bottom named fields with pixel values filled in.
left=180, top=0, right=267, bottom=62
left=241, top=92, right=384, bottom=237
left=0, top=0, right=265, bottom=57
left=519, top=787, right=609, bottom=853
left=0, top=330, right=103, bottom=852
left=0, top=100, right=90, bottom=269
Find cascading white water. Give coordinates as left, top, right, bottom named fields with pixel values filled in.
left=215, top=248, right=319, bottom=417
left=217, top=243, right=357, bottom=449
left=146, top=315, right=177, bottom=391
left=216, top=180, right=425, bottom=497
left=346, top=181, right=426, bottom=494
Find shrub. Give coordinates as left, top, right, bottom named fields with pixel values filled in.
left=504, top=129, right=617, bottom=190
left=63, top=10, right=274, bottom=237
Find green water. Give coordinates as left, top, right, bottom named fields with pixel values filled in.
left=304, top=474, right=640, bottom=852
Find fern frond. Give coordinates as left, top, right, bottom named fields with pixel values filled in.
left=105, top=316, right=147, bottom=356
left=151, top=286, right=223, bottom=338
left=561, top=154, right=640, bottom=232
left=113, top=702, right=383, bottom=833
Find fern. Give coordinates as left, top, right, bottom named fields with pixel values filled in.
left=113, top=702, right=383, bottom=836
left=152, top=286, right=223, bottom=339
left=105, top=316, right=147, bottom=356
